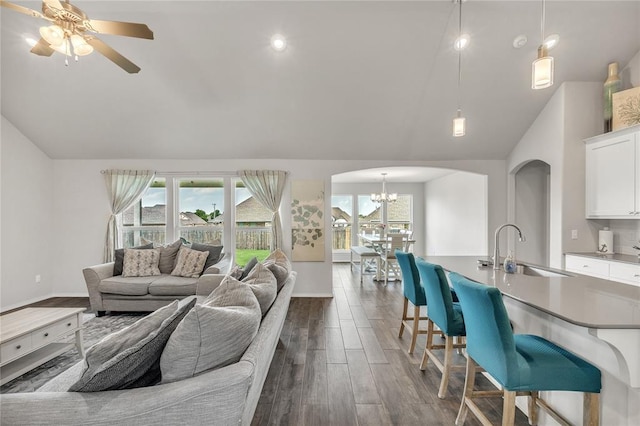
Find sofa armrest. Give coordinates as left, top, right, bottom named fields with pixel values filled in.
left=196, top=274, right=225, bottom=296
left=0, top=361, right=253, bottom=426
left=82, top=262, right=116, bottom=313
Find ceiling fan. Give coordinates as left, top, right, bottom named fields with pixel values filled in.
left=0, top=0, right=153, bottom=73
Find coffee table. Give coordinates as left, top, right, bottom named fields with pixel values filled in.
left=0, top=307, right=86, bottom=385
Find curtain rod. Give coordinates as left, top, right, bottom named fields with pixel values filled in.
left=100, top=170, right=239, bottom=177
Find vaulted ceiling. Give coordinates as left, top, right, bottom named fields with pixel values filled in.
left=2, top=1, right=639, bottom=161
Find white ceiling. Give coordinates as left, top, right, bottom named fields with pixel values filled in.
left=332, top=166, right=455, bottom=183
left=2, top=1, right=639, bottom=161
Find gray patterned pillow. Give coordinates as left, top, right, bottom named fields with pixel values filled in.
left=239, top=257, right=259, bottom=280
left=242, top=262, right=277, bottom=315
left=160, top=277, right=261, bottom=383
left=171, top=246, right=208, bottom=278
left=114, top=243, right=153, bottom=276
left=69, top=298, right=196, bottom=392
left=122, top=249, right=161, bottom=277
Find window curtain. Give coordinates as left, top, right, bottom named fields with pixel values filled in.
left=239, top=170, right=289, bottom=251
left=103, top=169, right=156, bottom=262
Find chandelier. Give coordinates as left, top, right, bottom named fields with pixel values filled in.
left=371, top=173, right=397, bottom=204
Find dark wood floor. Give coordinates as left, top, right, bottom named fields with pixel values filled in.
left=0, top=297, right=90, bottom=316
left=252, top=263, right=529, bottom=426
left=2, top=266, right=529, bottom=425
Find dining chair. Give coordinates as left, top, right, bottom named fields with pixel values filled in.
left=380, top=234, right=406, bottom=282
left=449, top=272, right=601, bottom=426
left=395, top=250, right=432, bottom=354
left=415, top=259, right=466, bottom=399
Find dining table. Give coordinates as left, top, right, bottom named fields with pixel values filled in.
left=358, top=232, right=416, bottom=280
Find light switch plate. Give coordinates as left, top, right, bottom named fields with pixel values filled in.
left=571, top=230, right=578, bottom=240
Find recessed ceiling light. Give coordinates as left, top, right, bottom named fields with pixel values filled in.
left=25, top=37, right=38, bottom=47
left=270, top=34, right=287, bottom=52
left=513, top=34, right=528, bottom=49
left=454, top=34, right=470, bottom=51
left=544, top=34, right=559, bottom=50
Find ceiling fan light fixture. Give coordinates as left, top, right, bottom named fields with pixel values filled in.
left=39, top=24, right=64, bottom=47
left=51, top=39, right=72, bottom=56
left=70, top=34, right=93, bottom=56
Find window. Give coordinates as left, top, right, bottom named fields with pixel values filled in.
left=234, top=181, right=271, bottom=266
left=331, top=195, right=353, bottom=251
left=122, top=178, right=166, bottom=247
left=357, top=194, right=379, bottom=236
left=177, top=178, right=224, bottom=245
left=357, top=194, right=413, bottom=236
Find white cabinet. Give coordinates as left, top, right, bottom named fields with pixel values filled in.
left=565, top=254, right=640, bottom=287
left=565, top=255, right=610, bottom=278
left=585, top=126, right=640, bottom=218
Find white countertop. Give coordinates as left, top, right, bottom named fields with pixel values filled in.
left=422, top=256, right=640, bottom=329
left=566, top=251, right=640, bottom=265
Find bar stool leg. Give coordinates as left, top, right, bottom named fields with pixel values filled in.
left=583, top=393, right=599, bottom=426
left=420, top=319, right=435, bottom=369
left=438, top=335, right=454, bottom=398
left=528, top=391, right=539, bottom=425
left=409, top=305, right=420, bottom=354
left=456, top=356, right=477, bottom=426
left=399, top=298, right=408, bottom=338
left=502, top=390, right=517, bottom=426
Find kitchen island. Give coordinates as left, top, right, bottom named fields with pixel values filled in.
left=422, top=256, right=640, bottom=426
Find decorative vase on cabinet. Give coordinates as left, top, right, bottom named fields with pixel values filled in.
left=604, top=62, right=622, bottom=133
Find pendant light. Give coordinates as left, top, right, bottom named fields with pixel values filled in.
left=453, top=0, right=466, bottom=137
left=532, top=0, right=554, bottom=89
left=370, top=173, right=397, bottom=204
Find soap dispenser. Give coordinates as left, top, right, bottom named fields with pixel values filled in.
left=503, top=251, right=517, bottom=274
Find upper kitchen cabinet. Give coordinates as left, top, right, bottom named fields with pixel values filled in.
left=585, top=126, right=640, bottom=218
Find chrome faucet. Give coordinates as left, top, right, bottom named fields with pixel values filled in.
left=493, top=223, right=526, bottom=269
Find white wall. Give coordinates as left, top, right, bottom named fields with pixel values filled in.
left=425, top=171, right=488, bottom=256
left=515, top=160, right=550, bottom=266
left=507, top=82, right=604, bottom=268
left=0, top=124, right=508, bottom=307
left=1, top=117, right=54, bottom=311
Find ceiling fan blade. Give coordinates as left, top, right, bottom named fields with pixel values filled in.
left=30, top=37, right=55, bottom=56
left=42, top=0, right=63, bottom=11
left=85, top=37, right=141, bottom=74
left=0, top=0, right=46, bottom=19
left=86, top=19, right=154, bottom=40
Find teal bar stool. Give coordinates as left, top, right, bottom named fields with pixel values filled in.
left=395, top=250, right=430, bottom=354
left=449, top=272, right=601, bottom=426
left=415, top=259, right=466, bottom=399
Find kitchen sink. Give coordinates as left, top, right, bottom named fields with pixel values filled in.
left=515, top=264, right=571, bottom=278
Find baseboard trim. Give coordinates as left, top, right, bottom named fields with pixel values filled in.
left=291, top=292, right=334, bottom=298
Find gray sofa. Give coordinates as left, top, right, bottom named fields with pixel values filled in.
left=0, top=270, right=296, bottom=426
left=83, top=252, right=233, bottom=316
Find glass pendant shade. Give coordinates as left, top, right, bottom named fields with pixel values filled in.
left=532, top=46, right=554, bottom=89
left=51, top=39, right=72, bottom=56
left=70, top=35, right=93, bottom=56
left=371, top=174, right=397, bottom=203
left=39, top=25, right=64, bottom=47
left=453, top=110, right=466, bottom=137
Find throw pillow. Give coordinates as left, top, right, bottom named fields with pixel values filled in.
left=160, top=277, right=261, bottom=383
left=190, top=242, right=224, bottom=272
left=155, top=239, right=183, bottom=274
left=242, top=262, right=277, bottom=315
left=171, top=246, right=208, bottom=278
left=262, top=249, right=292, bottom=291
left=239, top=256, right=259, bottom=280
left=229, top=265, right=243, bottom=280
left=113, top=243, right=153, bottom=276
left=69, top=298, right=196, bottom=392
left=122, top=249, right=161, bottom=277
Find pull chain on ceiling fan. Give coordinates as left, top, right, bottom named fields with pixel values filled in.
left=0, top=0, right=154, bottom=73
